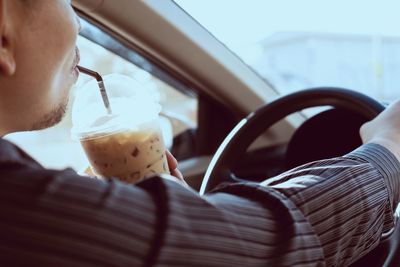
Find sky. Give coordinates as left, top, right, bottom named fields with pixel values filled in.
left=175, top=0, right=400, bottom=50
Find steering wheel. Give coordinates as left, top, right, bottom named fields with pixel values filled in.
left=199, top=87, right=385, bottom=195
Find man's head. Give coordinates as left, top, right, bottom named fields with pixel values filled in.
left=0, top=0, right=80, bottom=136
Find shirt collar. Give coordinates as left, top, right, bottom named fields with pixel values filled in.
left=0, top=138, right=42, bottom=169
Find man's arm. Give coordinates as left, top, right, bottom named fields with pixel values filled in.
left=255, top=143, right=399, bottom=266
left=0, top=142, right=398, bottom=267
left=0, top=162, right=326, bottom=267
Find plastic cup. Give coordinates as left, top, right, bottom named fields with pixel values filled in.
left=71, top=74, right=170, bottom=183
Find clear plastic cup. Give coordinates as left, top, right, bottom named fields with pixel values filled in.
left=71, top=74, right=170, bottom=183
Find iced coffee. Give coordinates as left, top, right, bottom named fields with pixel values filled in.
left=80, top=120, right=169, bottom=183
left=72, top=74, right=170, bottom=183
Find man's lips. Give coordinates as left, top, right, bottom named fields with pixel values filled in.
left=72, top=48, right=81, bottom=80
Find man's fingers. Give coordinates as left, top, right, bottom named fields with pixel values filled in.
left=166, top=150, right=178, bottom=170
left=171, top=168, right=184, bottom=180
left=165, top=151, right=189, bottom=187
left=171, top=169, right=189, bottom=187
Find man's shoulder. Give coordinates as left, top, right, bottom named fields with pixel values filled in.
left=0, top=138, right=88, bottom=189
left=0, top=138, right=43, bottom=169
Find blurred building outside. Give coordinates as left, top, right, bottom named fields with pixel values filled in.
left=238, top=32, right=399, bottom=102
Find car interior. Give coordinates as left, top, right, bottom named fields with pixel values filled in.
left=5, top=0, right=400, bottom=266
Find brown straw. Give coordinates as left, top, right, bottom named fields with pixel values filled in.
left=77, top=65, right=112, bottom=115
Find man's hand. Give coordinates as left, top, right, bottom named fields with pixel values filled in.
left=360, top=100, right=400, bottom=161
left=165, top=150, right=189, bottom=187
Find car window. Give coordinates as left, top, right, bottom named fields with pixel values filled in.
left=174, top=0, right=400, bottom=103
left=5, top=19, right=197, bottom=172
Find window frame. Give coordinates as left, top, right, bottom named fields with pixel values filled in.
left=73, top=2, right=298, bottom=150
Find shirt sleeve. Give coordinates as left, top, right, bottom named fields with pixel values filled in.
left=0, top=166, right=326, bottom=267
left=0, top=143, right=398, bottom=267
left=255, top=143, right=400, bottom=266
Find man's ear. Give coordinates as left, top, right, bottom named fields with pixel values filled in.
left=0, top=0, right=16, bottom=76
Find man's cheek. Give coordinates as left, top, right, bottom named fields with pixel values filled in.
left=49, top=67, right=69, bottom=99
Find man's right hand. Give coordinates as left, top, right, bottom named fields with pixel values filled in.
left=360, top=100, right=400, bottom=161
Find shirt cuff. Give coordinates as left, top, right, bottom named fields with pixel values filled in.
left=345, top=143, right=400, bottom=213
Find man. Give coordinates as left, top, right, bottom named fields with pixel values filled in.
left=0, top=1, right=399, bottom=266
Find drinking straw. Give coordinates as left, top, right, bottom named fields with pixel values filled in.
left=77, top=65, right=112, bottom=115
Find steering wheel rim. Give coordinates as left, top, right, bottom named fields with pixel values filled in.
left=200, top=87, right=385, bottom=195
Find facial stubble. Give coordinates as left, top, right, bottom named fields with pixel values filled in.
left=30, top=95, right=69, bottom=131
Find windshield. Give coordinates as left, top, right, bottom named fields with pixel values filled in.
left=174, top=0, right=400, bottom=102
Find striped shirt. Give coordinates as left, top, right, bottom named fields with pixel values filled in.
left=0, top=138, right=399, bottom=267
